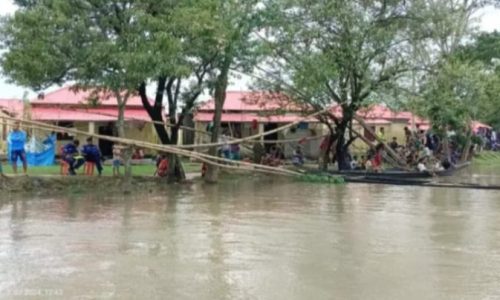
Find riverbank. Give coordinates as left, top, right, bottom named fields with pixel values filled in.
left=1, top=161, right=203, bottom=176
left=0, top=170, right=283, bottom=195
left=0, top=175, right=198, bottom=195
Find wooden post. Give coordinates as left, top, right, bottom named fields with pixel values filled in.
left=88, top=122, right=96, bottom=135
left=258, top=123, right=264, bottom=143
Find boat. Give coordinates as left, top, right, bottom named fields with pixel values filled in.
left=302, top=162, right=471, bottom=180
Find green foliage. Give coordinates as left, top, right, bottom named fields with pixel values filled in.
left=0, top=0, right=220, bottom=96
left=418, top=60, right=492, bottom=132
left=453, top=31, right=500, bottom=129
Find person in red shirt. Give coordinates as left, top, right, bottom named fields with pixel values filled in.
left=372, top=144, right=384, bottom=172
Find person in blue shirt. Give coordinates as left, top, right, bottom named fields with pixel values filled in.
left=63, top=139, right=85, bottom=175
left=82, top=137, right=103, bottom=175
left=7, top=121, right=28, bottom=174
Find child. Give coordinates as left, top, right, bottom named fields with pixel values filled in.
left=292, top=146, right=304, bottom=166
left=112, top=143, right=123, bottom=176
left=156, top=154, right=169, bottom=177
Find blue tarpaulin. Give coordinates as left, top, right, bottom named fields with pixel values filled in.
left=8, top=134, right=56, bottom=167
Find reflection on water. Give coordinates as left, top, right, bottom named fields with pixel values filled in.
left=1, top=169, right=500, bottom=299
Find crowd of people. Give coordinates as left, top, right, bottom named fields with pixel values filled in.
left=0, top=121, right=159, bottom=177
left=346, top=125, right=474, bottom=173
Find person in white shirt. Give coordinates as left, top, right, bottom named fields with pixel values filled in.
left=417, top=158, right=427, bottom=172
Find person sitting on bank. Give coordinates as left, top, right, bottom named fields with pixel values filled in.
left=389, top=137, right=399, bottom=150
left=417, top=157, right=428, bottom=172
left=350, top=155, right=358, bottom=170
left=82, top=137, right=103, bottom=176
left=7, top=121, right=28, bottom=175
left=292, top=146, right=305, bottom=166
left=132, top=148, right=144, bottom=160
left=63, top=139, right=85, bottom=175
left=262, top=146, right=281, bottom=167
left=358, top=155, right=367, bottom=170
left=156, top=153, right=169, bottom=177
left=230, top=142, right=241, bottom=160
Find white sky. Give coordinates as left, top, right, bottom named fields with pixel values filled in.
left=0, top=0, right=499, bottom=99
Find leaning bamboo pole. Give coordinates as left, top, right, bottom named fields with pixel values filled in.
left=1, top=116, right=301, bottom=177
left=353, top=115, right=408, bottom=167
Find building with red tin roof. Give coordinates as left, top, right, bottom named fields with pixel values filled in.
left=194, top=93, right=436, bottom=157
left=29, top=86, right=157, bottom=157
left=195, top=91, right=329, bottom=158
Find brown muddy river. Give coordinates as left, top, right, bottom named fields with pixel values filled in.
left=1, top=166, right=500, bottom=299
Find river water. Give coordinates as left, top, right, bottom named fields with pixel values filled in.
left=1, top=167, right=500, bottom=300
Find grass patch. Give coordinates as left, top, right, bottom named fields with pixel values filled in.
left=474, top=151, right=500, bottom=166
left=2, top=160, right=202, bottom=176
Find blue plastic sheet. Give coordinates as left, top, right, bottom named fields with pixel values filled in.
left=8, top=134, right=56, bottom=167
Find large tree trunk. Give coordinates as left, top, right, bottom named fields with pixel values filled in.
left=205, top=65, right=232, bottom=183
left=204, top=73, right=228, bottom=183
left=335, top=124, right=352, bottom=171
left=116, top=96, right=133, bottom=179
left=138, top=80, right=186, bottom=182
left=461, top=129, right=473, bottom=163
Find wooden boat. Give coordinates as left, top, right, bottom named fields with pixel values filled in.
left=303, top=162, right=471, bottom=180
left=344, top=175, right=500, bottom=191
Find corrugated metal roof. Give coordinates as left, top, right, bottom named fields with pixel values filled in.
left=31, top=107, right=150, bottom=122
left=31, top=86, right=150, bottom=107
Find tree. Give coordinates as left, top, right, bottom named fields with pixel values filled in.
left=454, top=31, right=500, bottom=128
left=202, top=0, right=264, bottom=183
left=256, top=0, right=491, bottom=170
left=1, top=0, right=216, bottom=181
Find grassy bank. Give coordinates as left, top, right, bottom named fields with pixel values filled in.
left=474, top=151, right=500, bottom=166
left=1, top=160, right=202, bottom=176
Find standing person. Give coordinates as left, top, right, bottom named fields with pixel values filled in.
left=219, top=132, right=231, bottom=159
left=82, top=137, right=103, bottom=176
left=62, top=139, right=85, bottom=175
left=376, top=127, right=386, bottom=142
left=7, top=121, right=28, bottom=174
left=112, top=143, right=123, bottom=176
left=491, top=130, right=497, bottom=151
left=372, top=144, right=384, bottom=172
left=404, top=127, right=412, bottom=147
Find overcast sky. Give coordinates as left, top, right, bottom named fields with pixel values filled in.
left=0, top=0, right=499, bottom=99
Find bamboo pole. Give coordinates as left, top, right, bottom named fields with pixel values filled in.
left=1, top=116, right=301, bottom=177
left=351, top=128, right=407, bottom=169
left=352, top=115, right=407, bottom=167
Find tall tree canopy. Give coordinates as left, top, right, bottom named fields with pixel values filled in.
left=0, top=0, right=222, bottom=180
left=257, top=0, right=491, bottom=169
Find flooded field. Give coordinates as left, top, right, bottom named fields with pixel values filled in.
left=1, top=167, right=500, bottom=299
